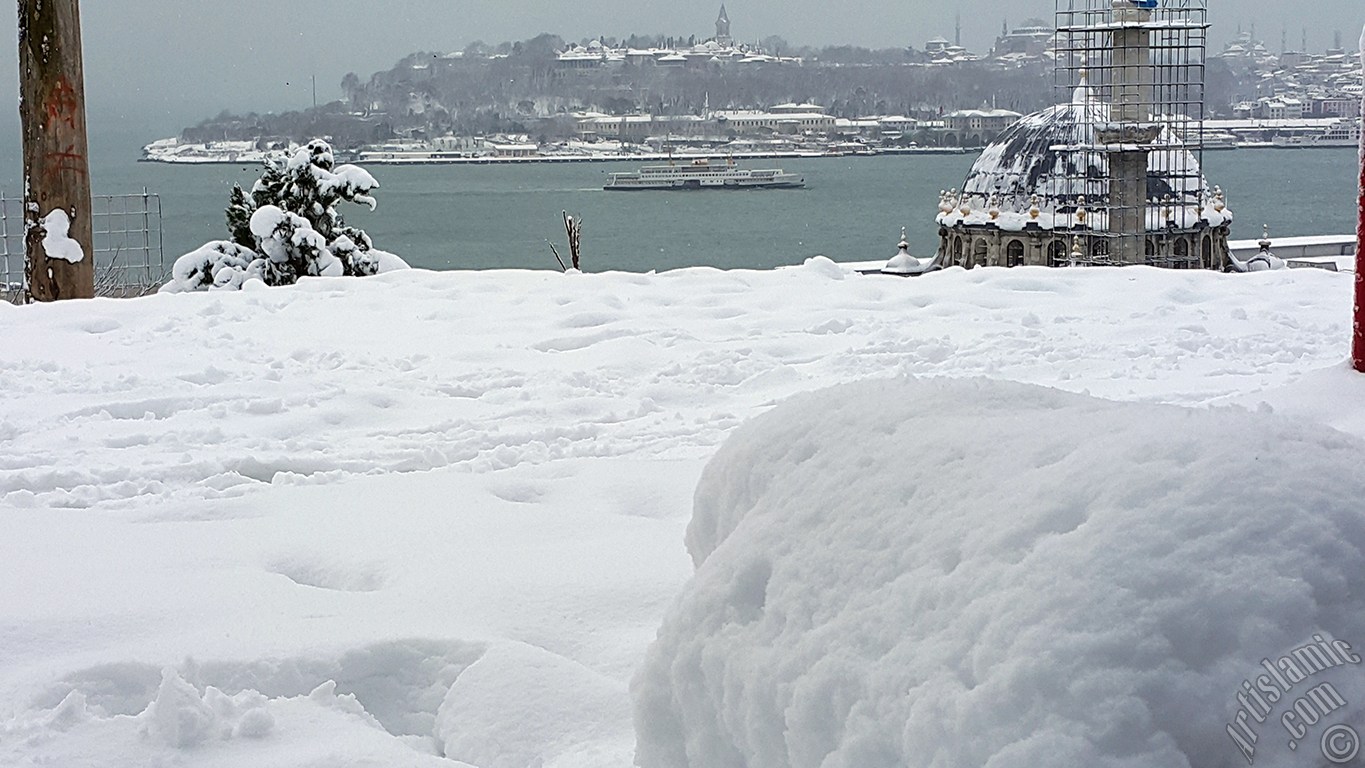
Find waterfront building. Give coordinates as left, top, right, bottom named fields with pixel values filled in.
left=940, top=108, right=1024, bottom=147
left=1313, top=96, right=1357, bottom=118
left=770, top=103, right=826, bottom=115
left=574, top=113, right=712, bottom=141
left=1253, top=97, right=1305, bottom=120
left=713, top=109, right=836, bottom=135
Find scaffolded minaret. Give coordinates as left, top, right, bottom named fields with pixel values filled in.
left=1055, top=0, right=1210, bottom=265
left=1103, top=1, right=1158, bottom=264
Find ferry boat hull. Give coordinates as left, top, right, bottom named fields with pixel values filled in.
left=603, top=160, right=805, bottom=191
left=1269, top=119, right=1361, bottom=149
left=604, top=177, right=806, bottom=191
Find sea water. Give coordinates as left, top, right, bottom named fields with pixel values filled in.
left=0, top=127, right=1357, bottom=273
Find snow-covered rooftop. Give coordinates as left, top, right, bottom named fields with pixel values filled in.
left=946, top=108, right=1024, bottom=119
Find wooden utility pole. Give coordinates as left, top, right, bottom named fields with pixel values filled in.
left=19, top=0, right=94, bottom=301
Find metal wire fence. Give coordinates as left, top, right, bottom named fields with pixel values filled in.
left=1054, top=0, right=1211, bottom=268
left=1, top=190, right=165, bottom=304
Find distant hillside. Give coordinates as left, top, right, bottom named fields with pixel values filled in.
left=179, top=33, right=1058, bottom=147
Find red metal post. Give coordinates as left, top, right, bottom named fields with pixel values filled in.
left=1357, top=153, right=1365, bottom=369
left=1356, top=30, right=1365, bottom=372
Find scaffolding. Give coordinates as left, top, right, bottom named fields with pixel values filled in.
left=1053, top=0, right=1210, bottom=267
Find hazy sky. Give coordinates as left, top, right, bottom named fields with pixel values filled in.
left=0, top=1, right=1359, bottom=136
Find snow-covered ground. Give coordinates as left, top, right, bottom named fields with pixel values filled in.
left=1, top=261, right=1362, bottom=767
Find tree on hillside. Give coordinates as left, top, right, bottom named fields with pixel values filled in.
left=517, top=33, right=566, bottom=59
left=341, top=72, right=362, bottom=108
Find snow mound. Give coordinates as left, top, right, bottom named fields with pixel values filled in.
left=798, top=255, right=847, bottom=280
left=635, top=377, right=1365, bottom=768
left=434, top=643, right=633, bottom=768
left=3, top=664, right=475, bottom=768
left=141, top=667, right=275, bottom=747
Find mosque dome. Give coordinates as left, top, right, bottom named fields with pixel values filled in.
left=949, top=80, right=1217, bottom=228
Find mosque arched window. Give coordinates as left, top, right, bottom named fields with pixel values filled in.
left=972, top=239, right=989, bottom=269
left=1173, top=238, right=1190, bottom=268
left=1007, top=240, right=1025, bottom=267
left=1048, top=240, right=1068, bottom=266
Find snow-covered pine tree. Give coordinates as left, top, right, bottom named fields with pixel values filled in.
left=161, top=138, right=403, bottom=293
left=249, top=140, right=377, bottom=245
left=226, top=185, right=255, bottom=249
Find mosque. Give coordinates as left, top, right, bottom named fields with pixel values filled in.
left=930, top=71, right=1234, bottom=271
left=902, top=0, right=1238, bottom=273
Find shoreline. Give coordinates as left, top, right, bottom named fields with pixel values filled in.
left=137, top=142, right=1359, bottom=166
left=139, top=146, right=976, bottom=166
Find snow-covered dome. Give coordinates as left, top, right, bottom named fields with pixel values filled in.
left=1227, top=225, right=1287, bottom=272
left=954, top=81, right=1213, bottom=221
left=882, top=228, right=937, bottom=275
left=933, top=80, right=1233, bottom=269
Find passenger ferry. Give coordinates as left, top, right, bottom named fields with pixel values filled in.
left=1271, top=119, right=1362, bottom=148
left=603, top=158, right=805, bottom=191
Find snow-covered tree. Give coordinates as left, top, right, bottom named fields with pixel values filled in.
left=225, top=185, right=255, bottom=249
left=161, top=139, right=406, bottom=293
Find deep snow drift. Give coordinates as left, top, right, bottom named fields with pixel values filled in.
left=635, top=377, right=1365, bottom=768
left=1, top=261, right=1362, bottom=767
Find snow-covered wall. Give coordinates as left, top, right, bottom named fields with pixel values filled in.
left=634, top=378, right=1365, bottom=768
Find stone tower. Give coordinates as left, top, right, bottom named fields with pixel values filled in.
left=716, top=5, right=732, bottom=46
left=1102, top=0, right=1161, bottom=264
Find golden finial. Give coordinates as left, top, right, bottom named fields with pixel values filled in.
left=938, top=190, right=953, bottom=215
